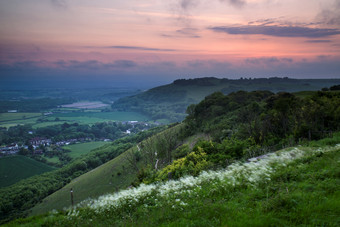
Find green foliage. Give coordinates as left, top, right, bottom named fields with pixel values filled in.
left=6, top=145, right=340, bottom=227
left=184, top=90, right=340, bottom=148
left=172, top=144, right=190, bottom=159
left=155, top=149, right=210, bottom=181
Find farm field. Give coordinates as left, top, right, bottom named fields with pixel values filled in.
left=61, top=101, right=109, bottom=109
left=45, top=112, right=149, bottom=124
left=63, top=141, right=110, bottom=159
left=0, top=111, right=150, bottom=129
left=0, top=156, right=55, bottom=188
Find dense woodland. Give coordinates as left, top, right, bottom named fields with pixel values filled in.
left=132, top=90, right=340, bottom=184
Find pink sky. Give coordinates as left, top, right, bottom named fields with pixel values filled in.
left=1, top=0, right=340, bottom=85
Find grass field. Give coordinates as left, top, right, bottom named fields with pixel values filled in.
left=62, top=141, right=110, bottom=159
left=0, top=111, right=150, bottom=129
left=0, top=156, right=55, bottom=188
left=30, top=146, right=138, bottom=216
left=0, top=112, right=41, bottom=128
left=49, top=112, right=149, bottom=122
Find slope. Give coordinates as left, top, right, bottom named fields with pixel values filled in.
left=6, top=142, right=340, bottom=226
left=30, top=123, right=184, bottom=215
left=29, top=146, right=137, bottom=215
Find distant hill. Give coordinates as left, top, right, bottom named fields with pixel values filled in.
left=112, top=77, right=340, bottom=122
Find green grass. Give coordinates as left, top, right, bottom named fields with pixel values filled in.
left=0, top=113, right=41, bottom=122
left=0, top=156, right=55, bottom=188
left=9, top=144, right=340, bottom=226
left=29, top=146, right=138, bottom=216
left=62, top=141, right=110, bottom=159
left=0, top=112, right=42, bottom=128
left=44, top=156, right=60, bottom=164
left=0, top=111, right=149, bottom=129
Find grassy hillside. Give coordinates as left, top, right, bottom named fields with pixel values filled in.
left=112, top=77, right=340, bottom=122
left=30, top=147, right=137, bottom=216
left=30, top=124, right=183, bottom=215
left=0, top=126, right=166, bottom=224
left=0, top=156, right=55, bottom=188
left=6, top=142, right=340, bottom=226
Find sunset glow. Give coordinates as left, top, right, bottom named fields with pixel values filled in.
left=1, top=0, right=340, bottom=87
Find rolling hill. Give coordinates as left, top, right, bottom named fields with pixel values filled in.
left=112, top=77, right=340, bottom=122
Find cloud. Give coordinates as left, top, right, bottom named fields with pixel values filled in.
left=209, top=25, right=340, bottom=38
left=219, top=0, right=246, bottom=8
left=50, top=0, right=67, bottom=9
left=305, top=39, right=332, bottom=43
left=55, top=60, right=137, bottom=70
left=315, top=0, right=340, bottom=26
left=176, top=28, right=201, bottom=38
left=179, top=0, right=198, bottom=10
left=107, top=46, right=177, bottom=52
left=244, top=57, right=293, bottom=65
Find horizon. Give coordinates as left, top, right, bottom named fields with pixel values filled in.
left=1, top=0, right=340, bottom=88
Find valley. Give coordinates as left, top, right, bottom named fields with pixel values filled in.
left=1, top=78, right=340, bottom=226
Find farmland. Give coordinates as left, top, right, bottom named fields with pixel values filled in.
left=61, top=101, right=109, bottom=109
left=0, top=111, right=150, bottom=129
left=62, top=141, right=110, bottom=159
left=0, top=156, right=55, bottom=188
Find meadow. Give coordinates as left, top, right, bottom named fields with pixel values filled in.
left=0, top=156, right=55, bottom=188
left=62, top=141, right=110, bottom=159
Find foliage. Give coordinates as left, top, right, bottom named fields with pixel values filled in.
left=112, top=77, right=340, bottom=122
left=0, top=126, right=166, bottom=224
left=184, top=90, right=340, bottom=148
left=155, top=149, right=210, bottom=181
left=7, top=143, right=339, bottom=226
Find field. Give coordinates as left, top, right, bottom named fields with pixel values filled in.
left=0, top=111, right=150, bottom=129
left=0, top=156, right=55, bottom=188
left=62, top=141, right=110, bottom=159
left=61, top=101, right=109, bottom=109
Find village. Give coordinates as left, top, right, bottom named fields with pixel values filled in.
left=0, top=120, right=152, bottom=157
left=0, top=137, right=110, bottom=157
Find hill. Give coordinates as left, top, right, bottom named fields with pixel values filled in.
left=2, top=87, right=340, bottom=225
left=5, top=142, right=340, bottom=226
left=0, top=156, right=55, bottom=188
left=112, top=77, right=340, bottom=122
left=30, top=123, right=183, bottom=215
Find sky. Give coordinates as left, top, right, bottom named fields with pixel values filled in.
left=1, top=0, right=340, bottom=88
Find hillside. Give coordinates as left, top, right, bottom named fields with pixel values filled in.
left=0, top=156, right=55, bottom=188
left=30, top=123, right=183, bottom=215
left=112, top=77, right=340, bottom=122
left=2, top=88, right=340, bottom=225
left=6, top=142, right=340, bottom=226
